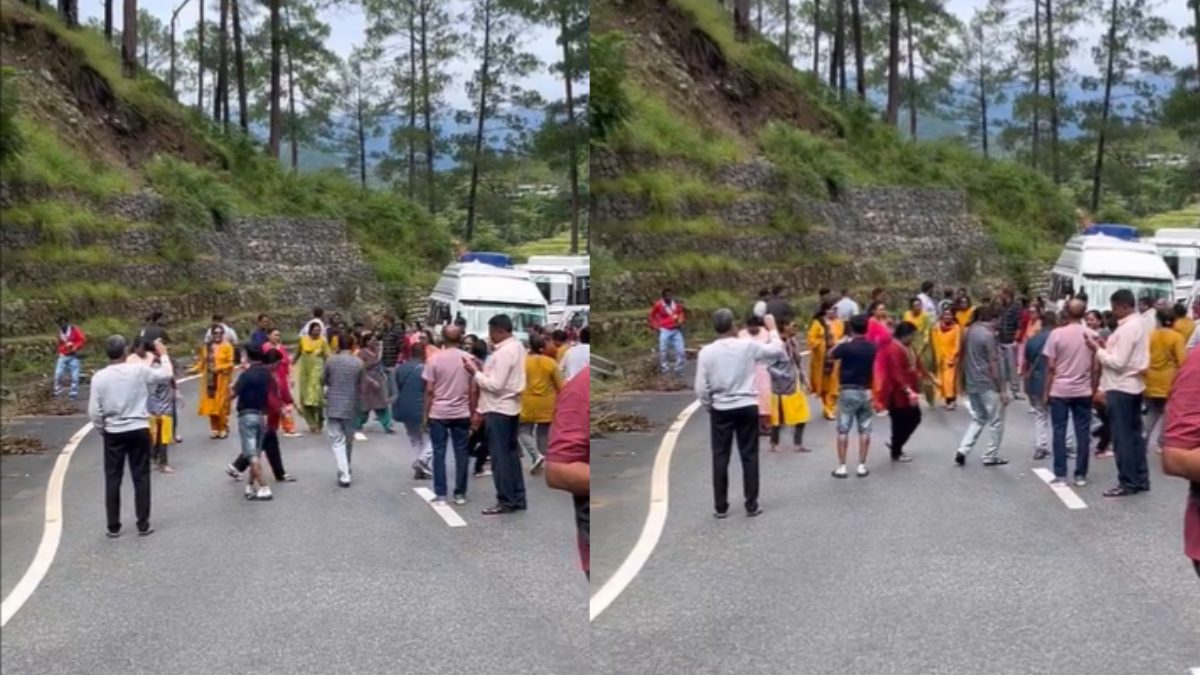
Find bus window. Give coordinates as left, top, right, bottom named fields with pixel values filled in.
left=573, top=276, right=590, bottom=305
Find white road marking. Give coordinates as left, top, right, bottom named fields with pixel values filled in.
left=590, top=399, right=702, bottom=622
left=1190, top=668, right=1200, bottom=675
left=413, top=487, right=468, bottom=528
left=1032, top=468, right=1088, bottom=510
left=0, top=374, right=200, bottom=628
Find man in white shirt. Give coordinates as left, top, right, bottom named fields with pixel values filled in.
left=833, top=289, right=859, bottom=322
left=917, top=281, right=938, bottom=316
left=561, top=327, right=590, bottom=381
left=464, top=314, right=527, bottom=515
left=695, top=310, right=786, bottom=518
left=1087, top=289, right=1151, bottom=498
left=88, top=335, right=174, bottom=537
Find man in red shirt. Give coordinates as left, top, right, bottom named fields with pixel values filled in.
left=879, top=322, right=923, bottom=463
left=54, top=316, right=87, bottom=400
left=648, top=288, right=687, bottom=377
left=545, top=369, right=589, bottom=579
left=1161, top=348, right=1200, bottom=579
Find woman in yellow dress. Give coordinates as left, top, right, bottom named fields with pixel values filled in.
left=954, top=295, right=976, bottom=328
left=1145, top=310, right=1186, bottom=451
left=520, top=335, right=564, bottom=474
left=297, top=321, right=332, bottom=433
left=191, top=324, right=236, bottom=438
left=930, top=307, right=963, bottom=410
left=770, top=318, right=811, bottom=452
left=902, top=297, right=936, bottom=404
left=807, top=301, right=844, bottom=421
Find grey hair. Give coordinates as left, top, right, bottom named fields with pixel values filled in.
left=712, top=308, right=736, bottom=334
left=104, top=334, right=128, bottom=360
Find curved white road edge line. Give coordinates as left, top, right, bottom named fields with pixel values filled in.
left=589, top=399, right=702, bottom=622
left=0, top=373, right=200, bottom=628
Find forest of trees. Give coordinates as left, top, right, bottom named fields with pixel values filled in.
left=729, top=0, right=1199, bottom=221
left=47, top=0, right=589, bottom=253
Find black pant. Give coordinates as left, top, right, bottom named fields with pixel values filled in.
left=1107, top=390, right=1149, bottom=491
left=232, top=429, right=286, bottom=480
left=103, top=429, right=152, bottom=533
left=769, top=396, right=805, bottom=447
left=888, top=405, right=922, bottom=457
left=709, top=405, right=760, bottom=514
left=468, top=421, right=489, bottom=473
left=485, top=413, right=526, bottom=509
left=1093, top=401, right=1112, bottom=452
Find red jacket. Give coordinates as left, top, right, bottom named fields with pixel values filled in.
left=56, top=325, right=86, bottom=356
left=879, top=340, right=920, bottom=409
left=648, top=299, right=685, bottom=331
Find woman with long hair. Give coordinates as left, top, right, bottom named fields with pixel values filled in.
left=296, top=321, right=331, bottom=434
left=261, top=329, right=299, bottom=437
left=931, top=307, right=963, bottom=409
left=192, top=324, right=235, bottom=438
left=866, top=302, right=892, bottom=412
left=769, top=318, right=811, bottom=452
left=807, top=302, right=844, bottom=421
left=519, top=334, right=564, bottom=474
left=739, top=314, right=774, bottom=434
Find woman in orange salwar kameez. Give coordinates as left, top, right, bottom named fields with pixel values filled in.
left=807, top=302, right=844, bottom=421
left=930, top=308, right=963, bottom=410
left=738, top=314, right=773, bottom=433
left=192, top=324, right=236, bottom=438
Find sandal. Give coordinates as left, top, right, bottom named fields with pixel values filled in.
left=1102, top=486, right=1135, bottom=498
left=982, top=457, right=1010, bottom=466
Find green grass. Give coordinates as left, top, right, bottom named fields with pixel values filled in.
left=594, top=169, right=737, bottom=212
left=610, top=82, right=744, bottom=167
left=511, top=232, right=579, bottom=260
left=625, top=252, right=747, bottom=275
left=602, top=215, right=727, bottom=236
left=1, top=202, right=130, bottom=244
left=1137, top=203, right=1200, bottom=234
left=6, top=118, right=130, bottom=198
left=8, top=244, right=115, bottom=264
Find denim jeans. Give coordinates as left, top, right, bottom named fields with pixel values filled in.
left=430, top=418, right=471, bottom=498
left=1107, top=390, right=1149, bottom=491
left=836, top=387, right=873, bottom=435
left=1050, top=396, right=1091, bottom=479
left=997, top=344, right=1019, bottom=395
left=658, top=328, right=685, bottom=375
left=54, top=354, right=81, bottom=398
left=958, top=390, right=1004, bottom=459
left=237, top=411, right=265, bottom=459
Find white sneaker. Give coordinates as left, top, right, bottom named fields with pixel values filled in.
left=244, top=485, right=256, bottom=500
left=338, top=473, right=351, bottom=487
left=354, top=432, right=368, bottom=442
left=256, top=486, right=273, bottom=501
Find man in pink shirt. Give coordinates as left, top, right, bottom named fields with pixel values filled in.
left=1041, top=299, right=1096, bottom=486
left=1160, top=348, right=1200, bottom=579
left=424, top=324, right=476, bottom=505
left=463, top=314, right=527, bottom=515
left=546, top=369, right=590, bottom=579
left=1086, top=289, right=1151, bottom=498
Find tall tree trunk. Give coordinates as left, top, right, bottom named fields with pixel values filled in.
left=284, top=6, right=297, bottom=169
left=830, top=0, right=844, bottom=93
left=104, top=0, right=113, bottom=42
left=1046, top=0, right=1060, bottom=183
left=783, top=0, right=791, bottom=63
left=1090, top=0, right=1119, bottom=212
left=407, top=4, right=418, bottom=200
left=170, top=12, right=177, bottom=97
left=1032, top=0, right=1041, bottom=171
left=59, top=0, right=77, bottom=28
left=812, top=0, right=821, bottom=75
left=267, top=0, right=281, bottom=159
left=197, top=0, right=205, bottom=112
left=357, top=88, right=368, bottom=191
left=905, top=0, right=916, bottom=139
left=216, top=0, right=229, bottom=130
left=465, top=0, right=493, bottom=243
left=734, top=0, right=751, bottom=41
left=1194, top=0, right=1199, bottom=85
left=756, top=0, right=762, bottom=32
left=851, top=0, right=864, bottom=99
left=232, top=0, right=248, bottom=133
left=420, top=0, right=435, bottom=213
left=560, top=7, right=580, bottom=255
left=979, top=38, right=989, bottom=158
left=121, top=0, right=137, bottom=77
left=142, top=26, right=148, bottom=67
left=885, top=0, right=900, bottom=125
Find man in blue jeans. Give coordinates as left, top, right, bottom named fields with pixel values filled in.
left=649, top=289, right=687, bottom=377
left=54, top=317, right=87, bottom=400
left=830, top=314, right=877, bottom=478
left=1041, top=300, right=1095, bottom=486
left=1088, top=289, right=1151, bottom=498
left=424, top=325, right=475, bottom=505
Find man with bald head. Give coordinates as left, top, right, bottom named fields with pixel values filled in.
left=423, top=323, right=476, bottom=504
left=1041, top=298, right=1097, bottom=486
left=695, top=309, right=786, bottom=518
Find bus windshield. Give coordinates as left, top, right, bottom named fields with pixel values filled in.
left=1081, top=276, right=1173, bottom=308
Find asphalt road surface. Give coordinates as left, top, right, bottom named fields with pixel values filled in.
left=592, top=394, right=1200, bottom=675
left=1, top=377, right=588, bottom=675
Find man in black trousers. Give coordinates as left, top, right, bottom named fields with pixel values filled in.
left=87, top=335, right=175, bottom=537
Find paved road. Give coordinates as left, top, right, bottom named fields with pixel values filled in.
left=592, top=396, right=1200, bottom=675
left=1, top=378, right=588, bottom=674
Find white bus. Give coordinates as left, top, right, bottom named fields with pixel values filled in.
left=1143, top=227, right=1200, bottom=302
left=428, top=262, right=548, bottom=343
left=517, top=255, right=590, bottom=326
left=1049, top=234, right=1175, bottom=312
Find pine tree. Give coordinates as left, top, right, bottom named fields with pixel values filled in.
left=121, top=0, right=138, bottom=77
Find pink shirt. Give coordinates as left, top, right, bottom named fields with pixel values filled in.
left=866, top=318, right=891, bottom=347
left=1042, top=323, right=1095, bottom=398
left=423, top=347, right=473, bottom=420
left=1096, top=314, right=1149, bottom=395
left=475, top=337, right=526, bottom=416
left=1162, top=350, right=1200, bottom=562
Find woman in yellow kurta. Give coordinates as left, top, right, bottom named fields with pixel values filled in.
left=191, top=324, right=236, bottom=438
left=902, top=297, right=936, bottom=405
left=297, top=322, right=332, bottom=433
left=930, top=308, right=963, bottom=410
left=1145, top=311, right=1186, bottom=451
left=954, top=296, right=976, bottom=328
left=807, top=302, right=844, bottom=420
left=770, top=319, right=812, bottom=452
left=1173, top=304, right=1195, bottom=343
left=520, top=336, right=564, bottom=473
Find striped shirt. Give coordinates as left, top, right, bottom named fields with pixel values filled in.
left=323, top=352, right=364, bottom=420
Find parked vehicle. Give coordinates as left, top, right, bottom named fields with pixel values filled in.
left=429, top=262, right=548, bottom=343
left=1143, top=227, right=1200, bottom=302
left=1049, top=234, right=1175, bottom=311
left=516, top=255, right=590, bottom=326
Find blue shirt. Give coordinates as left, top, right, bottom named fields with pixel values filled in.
left=1024, top=330, right=1053, bottom=398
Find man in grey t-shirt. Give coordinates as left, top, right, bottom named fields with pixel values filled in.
left=955, top=306, right=1010, bottom=466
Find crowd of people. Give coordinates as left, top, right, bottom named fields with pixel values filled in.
left=688, top=282, right=1200, bottom=577
left=81, top=306, right=592, bottom=577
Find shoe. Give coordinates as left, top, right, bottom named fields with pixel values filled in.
left=137, top=526, right=155, bottom=537
left=982, top=457, right=1010, bottom=466
left=338, top=473, right=351, bottom=487
left=482, top=504, right=516, bottom=515
left=244, top=485, right=257, bottom=500
left=218, top=430, right=229, bottom=439
left=714, top=510, right=729, bottom=519
left=174, top=437, right=184, bottom=444
left=954, top=451, right=966, bottom=466
left=1067, top=450, right=1077, bottom=459
left=225, top=464, right=242, bottom=481
left=856, top=465, right=869, bottom=477
left=384, top=427, right=396, bottom=435
left=1033, top=449, right=1049, bottom=460
left=453, top=495, right=467, bottom=506
left=1095, top=450, right=1114, bottom=459
left=159, top=465, right=175, bottom=474
left=256, top=487, right=273, bottom=501
left=746, top=505, right=763, bottom=517
left=892, top=453, right=913, bottom=463
left=281, top=473, right=297, bottom=482
left=1048, top=477, right=1068, bottom=487
left=473, top=469, right=493, bottom=478
left=283, top=432, right=302, bottom=438
left=354, top=432, right=368, bottom=442
left=1102, top=486, right=1135, bottom=498
left=106, top=529, right=121, bottom=539
left=831, top=466, right=848, bottom=479
left=1073, top=477, right=1087, bottom=487
left=430, top=495, right=447, bottom=505
left=531, top=455, right=546, bottom=475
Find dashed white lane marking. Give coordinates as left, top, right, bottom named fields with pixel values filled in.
left=1032, top=467, right=1088, bottom=510
left=1189, top=668, right=1199, bottom=675
left=1, top=373, right=200, bottom=628
left=590, top=399, right=702, bottom=622
left=413, top=487, right=468, bottom=528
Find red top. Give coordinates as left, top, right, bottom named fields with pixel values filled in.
left=878, top=340, right=920, bottom=409
left=648, top=299, right=685, bottom=331
left=1163, top=349, right=1200, bottom=562
left=1017, top=309, right=1032, bottom=343
left=56, top=325, right=86, bottom=356
left=547, top=369, right=590, bottom=573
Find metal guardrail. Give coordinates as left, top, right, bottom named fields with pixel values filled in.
left=591, top=355, right=620, bottom=379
